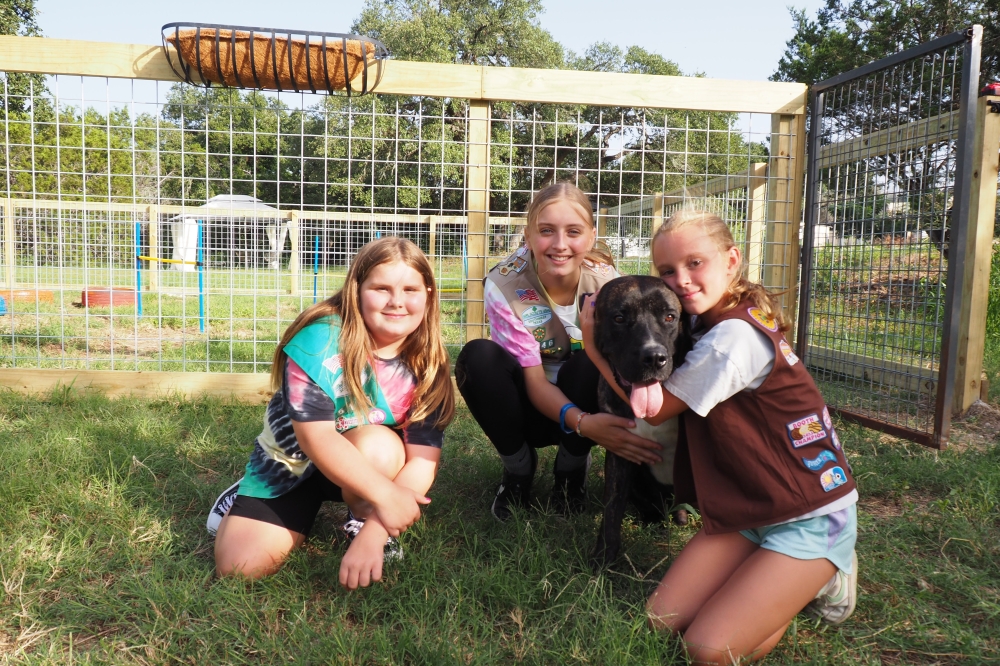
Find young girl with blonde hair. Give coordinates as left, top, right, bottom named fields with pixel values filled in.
left=209, top=237, right=454, bottom=590
left=582, top=210, right=858, bottom=664
left=455, top=182, right=663, bottom=520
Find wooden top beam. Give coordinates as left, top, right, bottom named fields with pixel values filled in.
left=0, top=36, right=807, bottom=115
left=816, top=110, right=958, bottom=169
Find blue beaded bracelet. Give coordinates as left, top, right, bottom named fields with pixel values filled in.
left=558, top=402, right=577, bottom=434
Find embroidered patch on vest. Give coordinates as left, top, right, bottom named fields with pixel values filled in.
left=779, top=339, right=799, bottom=365
left=822, top=406, right=833, bottom=429
left=820, top=466, right=849, bottom=492
left=332, top=375, right=349, bottom=398
left=322, top=354, right=342, bottom=373
left=831, top=429, right=841, bottom=450
left=368, top=408, right=386, bottom=425
left=786, top=413, right=829, bottom=447
left=540, top=338, right=555, bottom=350
left=747, top=307, right=779, bottom=332
left=521, top=305, right=552, bottom=327
left=802, top=449, right=837, bottom=471
left=516, top=288, right=540, bottom=302
left=532, top=326, right=547, bottom=341
left=336, top=415, right=359, bottom=430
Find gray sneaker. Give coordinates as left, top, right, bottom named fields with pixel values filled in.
left=342, top=509, right=403, bottom=562
left=806, top=550, right=858, bottom=624
left=206, top=478, right=242, bottom=536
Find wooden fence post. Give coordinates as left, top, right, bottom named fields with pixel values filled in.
left=3, top=198, right=14, bottom=289
left=597, top=207, right=608, bottom=240
left=288, top=212, right=300, bottom=296
left=465, top=100, right=491, bottom=343
left=764, top=114, right=807, bottom=341
left=744, top=163, right=768, bottom=284
left=428, top=215, right=438, bottom=258
left=146, top=204, right=159, bottom=291
left=953, top=94, right=1000, bottom=413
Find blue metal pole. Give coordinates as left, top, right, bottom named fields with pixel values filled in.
left=313, top=234, right=320, bottom=304
left=134, top=220, right=143, bottom=317
left=197, top=219, right=205, bottom=333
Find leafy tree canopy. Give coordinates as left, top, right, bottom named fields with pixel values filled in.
left=352, top=0, right=564, bottom=68
left=772, top=0, right=1000, bottom=84
left=0, top=0, right=39, bottom=36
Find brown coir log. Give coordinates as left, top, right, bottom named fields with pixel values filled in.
left=165, top=28, right=377, bottom=92
left=80, top=288, right=136, bottom=308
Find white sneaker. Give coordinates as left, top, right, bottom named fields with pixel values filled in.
left=806, top=550, right=858, bottom=624
left=206, top=478, right=242, bottom=536
left=341, top=509, right=403, bottom=562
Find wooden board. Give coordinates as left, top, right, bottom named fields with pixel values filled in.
left=464, top=100, right=490, bottom=342
left=0, top=368, right=273, bottom=402
left=0, top=36, right=807, bottom=114
left=806, top=345, right=937, bottom=395
left=816, top=110, right=958, bottom=170
left=953, top=96, right=1000, bottom=413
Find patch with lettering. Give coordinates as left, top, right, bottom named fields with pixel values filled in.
left=367, top=408, right=386, bottom=425
left=521, top=305, right=552, bottom=328
left=786, top=413, right=828, bottom=448
left=322, top=354, right=342, bottom=373
left=516, top=288, right=540, bottom=302
left=532, top=326, right=547, bottom=342
left=747, top=307, right=779, bottom=332
left=822, top=406, right=833, bottom=430
left=336, top=415, right=359, bottom=431
left=802, top=449, right=837, bottom=471
left=779, top=339, right=799, bottom=366
left=540, top=338, right=555, bottom=350
left=820, top=466, right=849, bottom=492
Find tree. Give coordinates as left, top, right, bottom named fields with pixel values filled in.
left=772, top=0, right=1000, bottom=85
left=0, top=0, right=43, bottom=113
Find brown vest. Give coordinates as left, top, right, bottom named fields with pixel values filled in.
left=487, top=246, right=616, bottom=368
left=674, top=300, right=857, bottom=534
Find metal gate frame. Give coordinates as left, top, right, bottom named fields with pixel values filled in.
left=797, top=26, right=982, bottom=448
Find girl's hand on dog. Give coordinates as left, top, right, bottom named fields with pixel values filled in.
left=339, top=521, right=387, bottom=589
left=373, top=484, right=430, bottom=537
left=580, top=412, right=663, bottom=465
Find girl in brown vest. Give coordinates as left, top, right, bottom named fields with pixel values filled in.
left=455, top=183, right=664, bottom=520
left=582, top=210, right=858, bottom=665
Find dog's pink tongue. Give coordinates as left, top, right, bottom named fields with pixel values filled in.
left=629, top=381, right=663, bottom=420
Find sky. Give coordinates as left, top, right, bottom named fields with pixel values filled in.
left=34, top=0, right=827, bottom=83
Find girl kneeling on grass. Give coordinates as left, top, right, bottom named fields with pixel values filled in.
left=582, top=210, right=858, bottom=665
left=209, top=237, right=454, bottom=590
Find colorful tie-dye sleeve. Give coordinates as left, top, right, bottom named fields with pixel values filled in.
left=484, top=279, right=542, bottom=368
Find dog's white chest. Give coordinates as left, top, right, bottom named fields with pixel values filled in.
left=629, top=417, right=678, bottom=485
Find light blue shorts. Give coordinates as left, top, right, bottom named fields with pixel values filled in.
left=739, top=504, right=857, bottom=574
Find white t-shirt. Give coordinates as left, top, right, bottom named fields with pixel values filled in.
left=664, top=317, right=858, bottom=523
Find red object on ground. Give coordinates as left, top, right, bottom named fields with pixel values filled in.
left=80, top=288, right=137, bottom=307
left=4, top=289, right=54, bottom=303
left=980, top=82, right=1000, bottom=96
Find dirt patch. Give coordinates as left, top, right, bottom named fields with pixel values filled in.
left=949, top=400, right=1000, bottom=452
left=860, top=490, right=937, bottom=519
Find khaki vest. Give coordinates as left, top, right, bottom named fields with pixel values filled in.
left=486, top=246, right=616, bottom=368
left=674, top=300, right=857, bottom=534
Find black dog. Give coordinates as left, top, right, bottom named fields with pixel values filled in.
left=590, top=275, right=687, bottom=569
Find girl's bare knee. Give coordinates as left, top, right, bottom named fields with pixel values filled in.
left=344, top=425, right=405, bottom=477
left=646, top=588, right=687, bottom=634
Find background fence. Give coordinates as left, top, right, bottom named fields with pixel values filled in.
left=0, top=37, right=806, bottom=384
left=798, top=27, right=997, bottom=447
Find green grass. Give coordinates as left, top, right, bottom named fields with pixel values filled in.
left=1, top=390, right=998, bottom=664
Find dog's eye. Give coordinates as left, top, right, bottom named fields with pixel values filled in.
left=613, top=315, right=625, bottom=324
left=665, top=314, right=676, bottom=323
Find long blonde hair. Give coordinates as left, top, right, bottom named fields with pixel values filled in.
left=524, top=182, right=615, bottom=267
left=271, top=237, right=455, bottom=428
left=651, top=209, right=790, bottom=332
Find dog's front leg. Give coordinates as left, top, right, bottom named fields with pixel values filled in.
left=591, top=451, right=637, bottom=570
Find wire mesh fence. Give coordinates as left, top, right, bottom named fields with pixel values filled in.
left=1, top=69, right=799, bottom=374
left=798, top=28, right=981, bottom=446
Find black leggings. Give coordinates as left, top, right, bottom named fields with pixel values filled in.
left=454, top=338, right=600, bottom=458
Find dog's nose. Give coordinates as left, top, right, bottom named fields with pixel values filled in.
left=644, top=351, right=668, bottom=369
